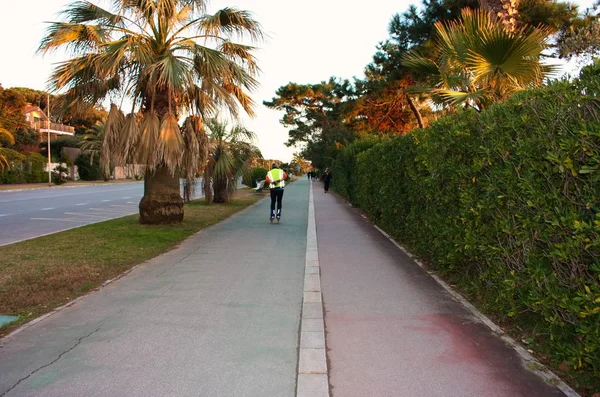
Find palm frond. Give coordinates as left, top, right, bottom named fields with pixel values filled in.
left=200, top=8, right=263, bottom=41
left=402, top=51, right=441, bottom=76
left=63, top=1, right=125, bottom=26
left=101, top=104, right=125, bottom=176
left=38, top=23, right=110, bottom=55
left=158, top=113, right=184, bottom=174
left=137, top=111, right=160, bottom=169
left=0, top=128, right=15, bottom=144
left=120, top=113, right=141, bottom=163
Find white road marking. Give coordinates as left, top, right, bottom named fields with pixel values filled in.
left=0, top=214, right=8, bottom=217
left=110, top=204, right=137, bottom=208
left=127, top=201, right=135, bottom=204
left=76, top=203, right=87, bottom=206
left=41, top=208, right=54, bottom=211
left=122, top=196, right=131, bottom=199
left=101, top=200, right=111, bottom=202
left=64, top=212, right=111, bottom=219
left=31, top=218, right=89, bottom=223
left=87, top=208, right=136, bottom=216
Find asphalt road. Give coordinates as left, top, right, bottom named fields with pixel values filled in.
left=0, top=181, right=203, bottom=247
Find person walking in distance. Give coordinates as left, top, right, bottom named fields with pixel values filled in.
left=322, top=168, right=332, bottom=193
left=266, top=163, right=287, bottom=223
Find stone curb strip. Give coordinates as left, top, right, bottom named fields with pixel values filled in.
left=297, top=183, right=330, bottom=397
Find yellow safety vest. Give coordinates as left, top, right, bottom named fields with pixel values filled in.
left=267, top=168, right=285, bottom=189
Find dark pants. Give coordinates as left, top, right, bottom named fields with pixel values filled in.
left=270, top=189, right=284, bottom=216
left=324, top=182, right=330, bottom=192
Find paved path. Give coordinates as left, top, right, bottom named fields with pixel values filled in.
left=313, top=185, right=566, bottom=397
left=0, top=181, right=308, bottom=397
left=0, top=179, right=571, bottom=396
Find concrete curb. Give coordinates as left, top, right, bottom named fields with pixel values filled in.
left=297, top=182, right=330, bottom=397
left=370, top=224, right=580, bottom=397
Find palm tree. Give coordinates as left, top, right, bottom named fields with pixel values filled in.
left=203, top=119, right=261, bottom=204
left=80, top=120, right=104, bottom=159
left=0, top=128, right=14, bottom=171
left=39, top=0, right=263, bottom=224
left=402, top=8, right=554, bottom=111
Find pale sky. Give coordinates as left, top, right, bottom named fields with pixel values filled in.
left=0, top=0, right=594, bottom=162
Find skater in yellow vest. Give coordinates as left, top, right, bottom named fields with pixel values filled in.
left=265, top=163, right=288, bottom=223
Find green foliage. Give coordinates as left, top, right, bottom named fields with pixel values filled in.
left=0, top=169, right=47, bottom=184
left=52, top=165, right=69, bottom=185
left=331, top=137, right=385, bottom=202
left=41, top=136, right=81, bottom=159
left=75, top=153, right=101, bottom=181
left=11, top=128, right=40, bottom=151
left=402, top=9, right=554, bottom=109
left=243, top=167, right=268, bottom=187
left=0, top=148, right=25, bottom=164
left=23, top=152, right=46, bottom=171
left=264, top=78, right=358, bottom=168
left=203, top=119, right=261, bottom=203
left=341, top=66, right=600, bottom=391
left=0, top=151, right=48, bottom=184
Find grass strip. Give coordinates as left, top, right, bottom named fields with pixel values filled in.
left=0, top=191, right=264, bottom=337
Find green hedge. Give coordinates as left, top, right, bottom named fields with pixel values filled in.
left=75, top=153, right=101, bottom=181
left=339, top=65, right=600, bottom=391
left=243, top=167, right=268, bottom=188
left=331, top=136, right=384, bottom=203
left=0, top=169, right=47, bottom=184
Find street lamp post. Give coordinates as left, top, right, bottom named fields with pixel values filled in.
left=47, top=93, right=51, bottom=187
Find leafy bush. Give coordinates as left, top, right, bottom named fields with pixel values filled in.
left=341, top=65, right=600, bottom=391
left=40, top=136, right=81, bottom=159
left=243, top=167, right=268, bottom=187
left=52, top=165, right=69, bottom=185
left=0, top=148, right=25, bottom=164
left=23, top=152, right=46, bottom=171
left=75, top=153, right=101, bottom=181
left=331, top=136, right=384, bottom=203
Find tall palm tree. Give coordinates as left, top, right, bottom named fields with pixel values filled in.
left=402, top=8, right=554, bottom=111
left=203, top=118, right=261, bottom=203
left=39, top=0, right=263, bottom=224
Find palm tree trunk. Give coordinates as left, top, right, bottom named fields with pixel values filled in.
left=407, top=96, right=424, bottom=129
left=139, top=164, right=183, bottom=224
left=138, top=88, right=185, bottom=224
left=213, top=176, right=229, bottom=203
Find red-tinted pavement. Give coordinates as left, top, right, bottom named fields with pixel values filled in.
left=314, top=186, right=567, bottom=397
